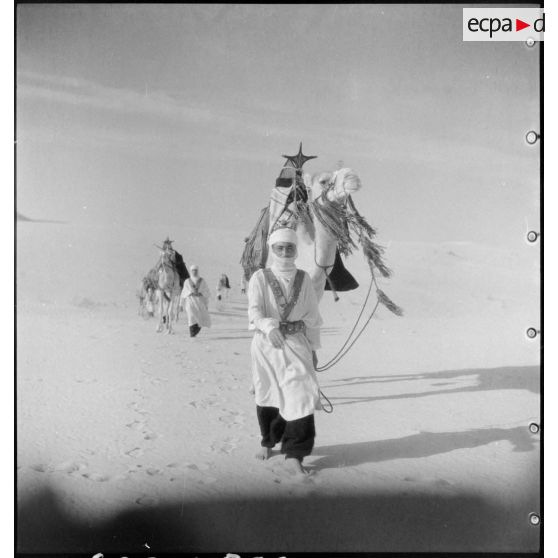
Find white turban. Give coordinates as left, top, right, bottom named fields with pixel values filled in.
left=267, top=227, right=298, bottom=246
left=190, top=264, right=199, bottom=272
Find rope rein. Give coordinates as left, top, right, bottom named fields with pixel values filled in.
left=316, top=275, right=377, bottom=372
left=312, top=179, right=382, bottom=372
left=319, top=389, right=334, bottom=413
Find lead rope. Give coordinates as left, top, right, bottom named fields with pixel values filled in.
left=311, top=182, right=380, bottom=413
left=313, top=275, right=381, bottom=415
left=313, top=182, right=381, bottom=372
left=316, top=275, right=376, bottom=372
left=319, top=389, right=334, bottom=413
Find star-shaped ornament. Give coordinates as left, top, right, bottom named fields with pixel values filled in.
left=282, top=142, right=317, bottom=169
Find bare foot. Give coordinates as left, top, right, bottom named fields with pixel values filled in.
left=255, top=447, right=272, bottom=460
left=248, top=385, right=255, bottom=395
left=285, top=457, right=311, bottom=478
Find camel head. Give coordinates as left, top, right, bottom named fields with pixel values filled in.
left=308, top=168, right=362, bottom=204
left=157, top=245, right=176, bottom=268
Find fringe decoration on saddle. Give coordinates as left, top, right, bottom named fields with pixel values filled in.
left=294, top=199, right=314, bottom=232
left=240, top=205, right=270, bottom=279
left=311, top=191, right=403, bottom=316
left=310, top=196, right=356, bottom=255
left=361, top=236, right=392, bottom=279
left=345, top=196, right=377, bottom=240
left=376, top=288, right=404, bottom=317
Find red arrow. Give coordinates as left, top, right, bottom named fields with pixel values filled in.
left=516, top=19, right=530, bottom=31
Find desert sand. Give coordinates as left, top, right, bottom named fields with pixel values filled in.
left=16, top=220, right=540, bottom=554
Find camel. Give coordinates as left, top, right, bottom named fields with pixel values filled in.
left=241, top=144, right=401, bottom=314
left=155, top=247, right=182, bottom=334
left=269, top=166, right=363, bottom=301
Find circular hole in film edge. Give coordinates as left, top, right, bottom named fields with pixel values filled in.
left=525, top=37, right=536, bottom=47
left=526, top=327, right=538, bottom=339
left=525, top=131, right=540, bottom=145
left=529, top=422, right=540, bottom=434
left=527, top=231, right=539, bottom=243
left=529, top=513, right=541, bottom=526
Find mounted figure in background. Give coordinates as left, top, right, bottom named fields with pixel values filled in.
left=142, top=237, right=189, bottom=333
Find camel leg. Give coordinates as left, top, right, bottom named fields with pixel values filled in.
left=163, top=293, right=171, bottom=334
left=156, top=290, right=164, bottom=332
left=171, top=294, right=179, bottom=324
left=174, top=294, right=181, bottom=323
left=166, top=294, right=174, bottom=334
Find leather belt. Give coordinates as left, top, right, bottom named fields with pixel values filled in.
left=279, top=320, right=306, bottom=336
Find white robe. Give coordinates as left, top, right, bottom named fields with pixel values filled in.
left=216, top=282, right=230, bottom=301
left=180, top=277, right=211, bottom=327
left=248, top=267, right=322, bottom=421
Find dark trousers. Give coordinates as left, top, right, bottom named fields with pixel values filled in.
left=257, top=405, right=315, bottom=462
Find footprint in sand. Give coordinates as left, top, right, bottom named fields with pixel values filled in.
left=433, top=478, right=454, bottom=489
left=149, top=377, right=168, bottom=386
left=124, top=447, right=144, bottom=458
left=82, top=472, right=110, bottom=482
left=145, top=467, right=162, bottom=476
left=54, top=461, right=87, bottom=474
left=135, top=495, right=159, bottom=506
left=126, top=420, right=146, bottom=430
left=270, top=465, right=316, bottom=487
left=210, top=437, right=239, bottom=455
left=127, top=401, right=149, bottom=414
left=143, top=431, right=158, bottom=441
left=166, top=461, right=216, bottom=484
left=166, top=461, right=212, bottom=472
left=29, top=463, right=54, bottom=473
left=218, top=410, right=246, bottom=429
left=186, top=462, right=210, bottom=471
left=113, top=474, right=129, bottom=482
left=188, top=398, right=221, bottom=410
left=197, top=476, right=217, bottom=485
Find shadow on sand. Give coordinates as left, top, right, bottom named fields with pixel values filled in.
left=208, top=335, right=254, bottom=341
left=312, top=425, right=538, bottom=470
left=326, top=365, right=540, bottom=407
left=209, top=309, right=246, bottom=318
left=17, top=481, right=539, bottom=554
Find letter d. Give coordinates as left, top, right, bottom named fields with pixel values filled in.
left=534, top=13, right=545, bottom=32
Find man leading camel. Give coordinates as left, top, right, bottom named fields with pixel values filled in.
left=180, top=264, right=211, bottom=337
left=248, top=226, right=322, bottom=478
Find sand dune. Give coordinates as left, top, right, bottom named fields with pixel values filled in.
left=16, top=220, right=540, bottom=553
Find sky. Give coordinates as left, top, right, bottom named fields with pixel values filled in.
left=16, top=4, right=540, bottom=246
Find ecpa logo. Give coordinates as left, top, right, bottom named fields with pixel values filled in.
left=463, top=8, right=544, bottom=42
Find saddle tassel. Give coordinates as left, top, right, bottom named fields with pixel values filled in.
left=326, top=275, right=340, bottom=302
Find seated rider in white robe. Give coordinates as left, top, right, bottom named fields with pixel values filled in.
left=180, top=264, right=211, bottom=337
left=248, top=226, right=322, bottom=477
